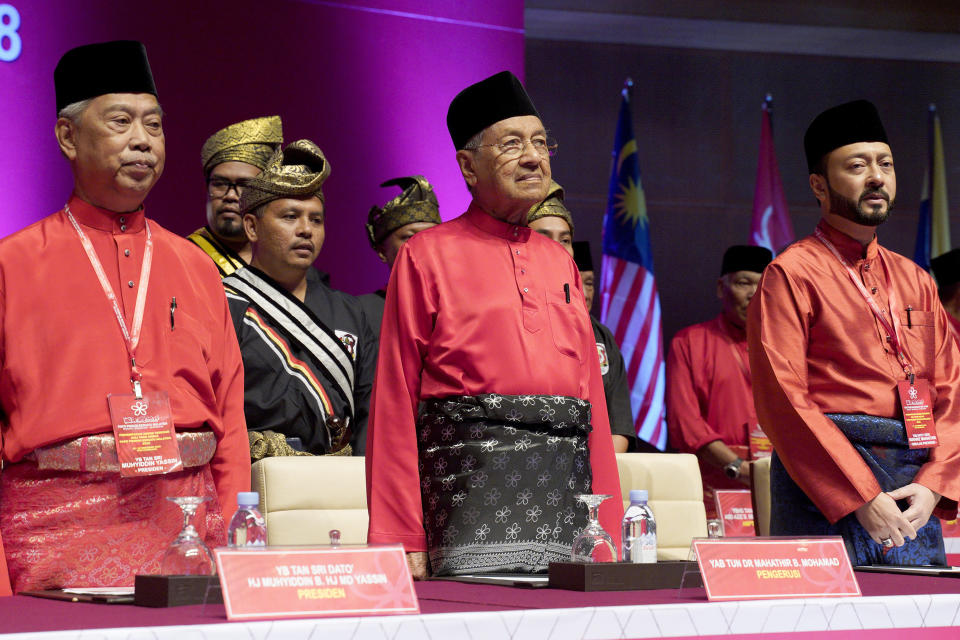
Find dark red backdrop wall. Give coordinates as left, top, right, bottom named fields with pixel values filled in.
left=0, top=0, right=524, bottom=294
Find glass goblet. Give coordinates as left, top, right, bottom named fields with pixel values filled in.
left=160, top=496, right=216, bottom=575
left=571, top=493, right=618, bottom=563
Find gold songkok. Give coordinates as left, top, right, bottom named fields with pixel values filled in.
left=201, top=115, right=283, bottom=176
left=526, top=180, right=573, bottom=234
left=239, top=139, right=331, bottom=214
left=366, top=175, right=441, bottom=248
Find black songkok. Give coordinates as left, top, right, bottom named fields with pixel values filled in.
left=55, top=40, right=157, bottom=114
left=721, top=245, right=772, bottom=276
left=447, top=71, right=540, bottom=150
left=931, top=249, right=960, bottom=290
left=573, top=241, right=594, bottom=273
left=804, top=100, right=888, bottom=173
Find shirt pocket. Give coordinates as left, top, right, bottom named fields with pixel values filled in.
left=165, top=310, right=214, bottom=402
left=897, top=309, right=935, bottom=379
left=546, top=287, right=585, bottom=362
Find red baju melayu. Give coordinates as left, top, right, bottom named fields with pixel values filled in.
left=0, top=196, right=249, bottom=592
left=366, top=204, right=623, bottom=565
left=748, top=219, right=960, bottom=525
left=666, top=314, right=756, bottom=517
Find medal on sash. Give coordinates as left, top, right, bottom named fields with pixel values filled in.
left=66, top=204, right=183, bottom=476
left=815, top=228, right=938, bottom=449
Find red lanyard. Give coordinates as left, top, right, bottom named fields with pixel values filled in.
left=814, top=227, right=913, bottom=382
left=65, top=204, right=154, bottom=398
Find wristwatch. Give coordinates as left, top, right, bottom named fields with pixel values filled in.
left=724, top=457, right=745, bottom=479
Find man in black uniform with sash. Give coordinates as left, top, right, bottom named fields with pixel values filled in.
left=223, top=140, right=376, bottom=456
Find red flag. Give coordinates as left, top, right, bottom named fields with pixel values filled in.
left=749, top=100, right=793, bottom=254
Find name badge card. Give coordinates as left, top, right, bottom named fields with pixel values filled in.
left=749, top=424, right=773, bottom=459
left=214, top=546, right=419, bottom=621
left=897, top=378, right=939, bottom=449
left=107, top=391, right=182, bottom=477
left=692, top=537, right=860, bottom=601
left=714, top=490, right=756, bottom=537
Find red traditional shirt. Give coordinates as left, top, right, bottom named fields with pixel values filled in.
left=666, top=314, right=755, bottom=516
left=0, top=195, right=250, bottom=515
left=366, top=203, right=623, bottom=552
left=748, top=219, right=960, bottom=523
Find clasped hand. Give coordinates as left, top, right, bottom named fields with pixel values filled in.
left=854, top=483, right=939, bottom=547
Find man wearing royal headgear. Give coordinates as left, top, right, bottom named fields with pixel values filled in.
left=223, top=140, right=376, bottom=457
left=360, top=175, right=442, bottom=335
left=189, top=116, right=283, bottom=275
left=749, top=100, right=960, bottom=565
left=366, top=71, right=623, bottom=578
left=0, top=40, right=249, bottom=593
left=526, top=183, right=636, bottom=453
left=667, top=245, right=772, bottom=519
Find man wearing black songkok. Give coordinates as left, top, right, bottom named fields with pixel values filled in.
left=366, top=71, right=623, bottom=578
left=666, top=245, right=771, bottom=520
left=749, top=99, right=960, bottom=566
left=0, top=40, right=248, bottom=593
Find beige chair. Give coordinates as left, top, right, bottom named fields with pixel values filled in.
left=251, top=456, right=368, bottom=546
left=751, top=455, right=772, bottom=536
left=616, top=453, right=707, bottom=560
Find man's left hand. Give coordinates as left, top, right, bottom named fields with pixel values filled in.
left=887, top=483, right=940, bottom=531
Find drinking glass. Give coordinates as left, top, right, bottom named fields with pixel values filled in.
left=160, top=496, right=216, bottom=575
left=571, top=493, right=617, bottom=563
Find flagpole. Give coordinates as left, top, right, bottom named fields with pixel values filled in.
left=623, top=77, right=633, bottom=101
left=764, top=93, right=773, bottom=131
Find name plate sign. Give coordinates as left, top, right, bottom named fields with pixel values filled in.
left=714, top=490, right=756, bottom=537
left=214, top=545, right=419, bottom=621
left=692, top=537, right=860, bottom=601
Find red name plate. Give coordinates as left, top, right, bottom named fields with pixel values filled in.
left=692, top=537, right=860, bottom=601
left=714, top=490, right=756, bottom=537
left=214, top=546, right=419, bottom=621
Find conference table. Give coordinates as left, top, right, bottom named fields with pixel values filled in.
left=3, top=571, right=960, bottom=639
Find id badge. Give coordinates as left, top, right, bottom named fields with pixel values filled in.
left=749, top=423, right=773, bottom=459
left=107, top=390, right=183, bottom=477
left=897, top=378, right=939, bottom=449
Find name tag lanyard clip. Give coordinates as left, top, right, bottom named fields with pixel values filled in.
left=65, top=204, right=153, bottom=399
left=814, top=228, right=914, bottom=384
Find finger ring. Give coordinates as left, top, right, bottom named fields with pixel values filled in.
left=880, top=537, right=894, bottom=548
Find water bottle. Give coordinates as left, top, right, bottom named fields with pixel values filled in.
left=227, top=491, right=267, bottom=547
left=622, top=489, right=657, bottom=563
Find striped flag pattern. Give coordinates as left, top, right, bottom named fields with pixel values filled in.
left=914, top=104, right=951, bottom=271
left=599, top=83, right=667, bottom=451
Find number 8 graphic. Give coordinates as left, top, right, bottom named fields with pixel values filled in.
left=0, top=4, right=22, bottom=63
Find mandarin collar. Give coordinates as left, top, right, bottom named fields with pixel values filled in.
left=465, top=202, right=531, bottom=242
left=719, top=313, right=747, bottom=342
left=817, top=218, right=878, bottom=263
left=65, top=194, right=147, bottom=234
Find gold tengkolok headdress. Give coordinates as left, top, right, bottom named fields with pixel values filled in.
left=366, top=176, right=441, bottom=248
left=239, top=139, right=331, bottom=214
left=201, top=115, right=283, bottom=176
left=526, top=180, right=573, bottom=234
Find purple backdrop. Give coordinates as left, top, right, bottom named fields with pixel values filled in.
left=0, top=0, right=524, bottom=294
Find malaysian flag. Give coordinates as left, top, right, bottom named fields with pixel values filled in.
left=914, top=104, right=951, bottom=271
left=749, top=95, right=794, bottom=255
left=599, top=81, right=666, bottom=451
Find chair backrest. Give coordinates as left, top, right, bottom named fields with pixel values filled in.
left=751, top=456, right=772, bottom=536
left=616, top=453, right=707, bottom=560
left=251, top=456, right=368, bottom=546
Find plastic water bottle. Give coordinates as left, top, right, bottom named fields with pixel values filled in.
left=227, top=491, right=267, bottom=547
left=622, top=489, right=657, bottom=563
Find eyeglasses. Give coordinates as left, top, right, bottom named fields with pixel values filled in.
left=207, top=177, right=248, bottom=198
left=474, top=136, right=558, bottom=159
